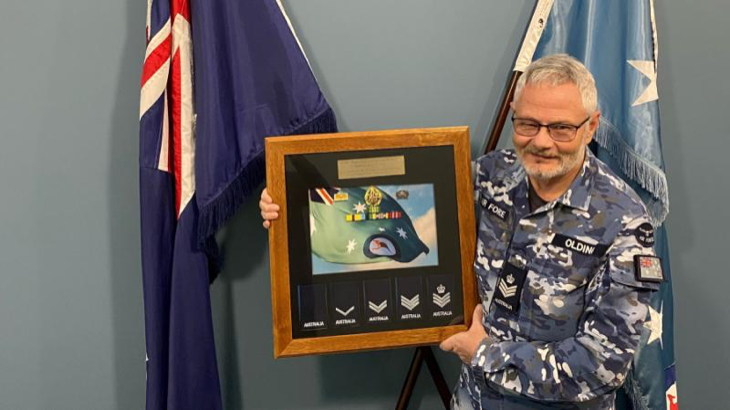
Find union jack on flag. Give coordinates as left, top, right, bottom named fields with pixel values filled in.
left=139, top=0, right=222, bottom=409
left=140, top=0, right=195, bottom=214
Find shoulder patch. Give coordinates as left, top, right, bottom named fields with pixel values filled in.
left=634, top=255, right=664, bottom=282
left=635, top=222, right=655, bottom=247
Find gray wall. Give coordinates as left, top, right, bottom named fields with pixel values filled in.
left=657, top=0, right=730, bottom=404
left=0, top=0, right=727, bottom=409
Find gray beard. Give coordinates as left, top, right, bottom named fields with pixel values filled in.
left=516, top=141, right=586, bottom=182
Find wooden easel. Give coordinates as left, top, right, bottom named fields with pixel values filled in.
left=395, top=346, right=451, bottom=410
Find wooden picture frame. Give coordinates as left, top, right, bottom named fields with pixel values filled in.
left=265, top=126, right=477, bottom=358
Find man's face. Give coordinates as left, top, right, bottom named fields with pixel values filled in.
left=511, top=82, right=599, bottom=183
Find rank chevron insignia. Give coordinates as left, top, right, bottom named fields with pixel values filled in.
left=368, top=300, right=388, bottom=314
left=400, top=294, right=420, bottom=311
left=432, top=291, right=451, bottom=308
left=499, top=276, right=518, bottom=298
left=335, top=306, right=354, bottom=317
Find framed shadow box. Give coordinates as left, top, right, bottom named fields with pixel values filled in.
left=265, top=126, right=477, bottom=358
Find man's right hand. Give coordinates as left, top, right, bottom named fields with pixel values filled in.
left=259, top=188, right=280, bottom=229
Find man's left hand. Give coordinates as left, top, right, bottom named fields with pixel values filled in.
left=439, top=305, right=489, bottom=364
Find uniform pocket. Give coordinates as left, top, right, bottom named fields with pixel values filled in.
left=524, top=245, right=599, bottom=341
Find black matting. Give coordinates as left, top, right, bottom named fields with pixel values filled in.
left=284, top=146, right=464, bottom=339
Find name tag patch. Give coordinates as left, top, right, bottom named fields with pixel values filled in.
left=480, top=194, right=509, bottom=222
left=491, top=262, right=527, bottom=314
left=298, top=284, right=328, bottom=331
left=551, top=234, right=608, bottom=257
left=635, top=222, right=655, bottom=247
left=634, top=255, right=664, bottom=282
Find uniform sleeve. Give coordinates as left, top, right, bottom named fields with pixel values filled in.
left=472, top=215, right=661, bottom=402
left=473, top=156, right=488, bottom=192
left=473, top=156, right=487, bottom=205
left=473, top=151, right=504, bottom=193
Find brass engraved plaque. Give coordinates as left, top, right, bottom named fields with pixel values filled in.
left=338, top=156, right=405, bottom=179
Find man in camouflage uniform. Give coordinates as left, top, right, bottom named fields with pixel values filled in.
left=259, top=54, right=662, bottom=409
left=439, top=54, right=662, bottom=409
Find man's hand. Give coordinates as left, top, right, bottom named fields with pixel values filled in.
left=439, top=305, right=488, bottom=364
left=259, top=188, right=280, bottom=229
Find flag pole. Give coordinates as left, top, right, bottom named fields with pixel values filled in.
left=483, top=0, right=555, bottom=155
left=483, top=72, right=522, bottom=155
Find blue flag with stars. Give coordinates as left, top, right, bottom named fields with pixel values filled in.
left=513, top=1, right=677, bottom=408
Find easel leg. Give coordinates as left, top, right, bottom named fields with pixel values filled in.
left=395, top=346, right=451, bottom=410
left=423, top=346, right=452, bottom=407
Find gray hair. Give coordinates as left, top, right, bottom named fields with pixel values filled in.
left=513, top=54, right=598, bottom=114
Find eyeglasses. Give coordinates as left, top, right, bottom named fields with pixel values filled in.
left=511, top=116, right=590, bottom=142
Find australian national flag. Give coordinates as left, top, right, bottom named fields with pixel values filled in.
left=139, top=0, right=337, bottom=408
left=139, top=0, right=222, bottom=409
left=513, top=1, right=677, bottom=409
left=308, top=187, right=429, bottom=264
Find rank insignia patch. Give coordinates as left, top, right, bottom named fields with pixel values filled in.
left=364, top=279, right=392, bottom=323
left=330, top=282, right=360, bottom=327
left=491, top=262, right=527, bottom=314
left=429, top=275, right=454, bottom=318
left=634, top=255, right=664, bottom=282
left=298, top=284, right=328, bottom=330
left=396, top=276, right=423, bottom=320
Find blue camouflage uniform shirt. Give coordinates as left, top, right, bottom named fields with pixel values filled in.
left=453, top=149, right=661, bottom=410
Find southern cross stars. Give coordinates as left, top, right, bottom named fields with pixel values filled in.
left=346, top=239, right=357, bottom=254
left=396, top=227, right=407, bottom=239
left=644, top=303, right=663, bottom=346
